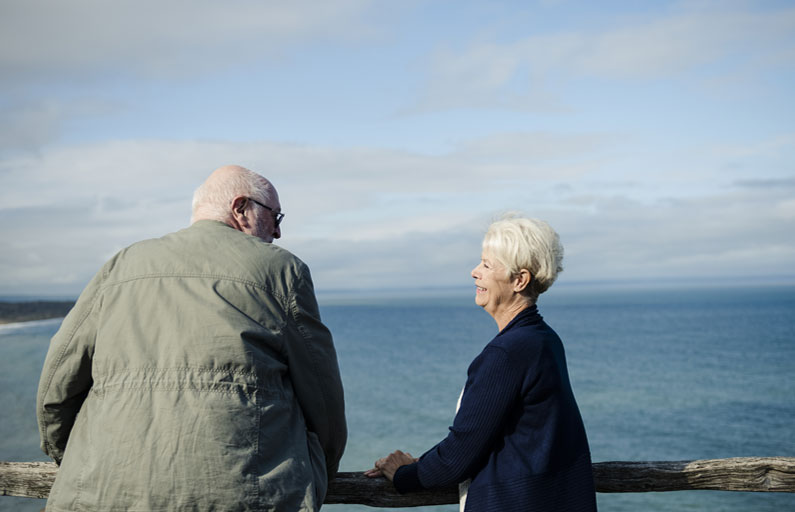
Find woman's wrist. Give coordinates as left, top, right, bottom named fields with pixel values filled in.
left=393, top=462, right=424, bottom=494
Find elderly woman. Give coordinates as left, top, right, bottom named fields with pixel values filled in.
left=365, top=216, right=597, bottom=511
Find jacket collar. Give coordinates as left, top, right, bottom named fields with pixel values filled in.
left=497, top=303, right=541, bottom=336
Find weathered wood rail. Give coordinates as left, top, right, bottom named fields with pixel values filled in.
left=2, top=457, right=794, bottom=507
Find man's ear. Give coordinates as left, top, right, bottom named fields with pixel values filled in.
left=229, top=196, right=252, bottom=231
left=513, top=269, right=531, bottom=293
left=231, top=196, right=248, bottom=215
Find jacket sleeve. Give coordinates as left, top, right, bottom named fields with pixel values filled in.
left=36, top=267, right=105, bottom=465
left=394, top=345, right=522, bottom=492
left=285, top=263, right=347, bottom=478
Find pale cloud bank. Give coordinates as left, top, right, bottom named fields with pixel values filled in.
left=416, top=2, right=795, bottom=111
left=0, top=0, right=378, bottom=81
left=1, top=131, right=792, bottom=295
left=0, top=1, right=792, bottom=296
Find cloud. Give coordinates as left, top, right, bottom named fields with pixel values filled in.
left=415, top=3, right=795, bottom=111
left=1, top=132, right=793, bottom=295
left=0, top=0, right=379, bottom=83
left=0, top=101, right=65, bottom=151
left=712, top=133, right=795, bottom=163
left=287, top=226, right=484, bottom=292
left=0, top=0, right=388, bottom=152
left=556, top=185, right=795, bottom=280
left=295, top=180, right=795, bottom=290
left=451, top=132, right=614, bottom=164
left=734, top=178, right=795, bottom=189
left=0, top=130, right=611, bottom=233
left=0, top=98, right=120, bottom=152
left=1, top=1, right=790, bottom=299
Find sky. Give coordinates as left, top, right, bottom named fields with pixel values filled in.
left=1, top=0, right=794, bottom=297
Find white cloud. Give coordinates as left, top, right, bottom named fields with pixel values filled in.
left=0, top=131, right=610, bottom=233
left=0, top=98, right=121, bottom=151
left=0, top=0, right=378, bottom=82
left=0, top=0, right=389, bottom=154
left=0, top=101, right=65, bottom=151
left=451, top=131, right=613, bottom=164
left=1, top=132, right=792, bottom=295
left=416, top=3, right=795, bottom=111
left=578, top=5, right=795, bottom=78
left=556, top=185, right=795, bottom=281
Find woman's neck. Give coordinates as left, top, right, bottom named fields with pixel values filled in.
left=493, top=299, right=532, bottom=332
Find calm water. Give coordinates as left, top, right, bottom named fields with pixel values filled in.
left=1, top=285, right=794, bottom=511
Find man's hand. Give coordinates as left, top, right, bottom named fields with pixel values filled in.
left=364, top=450, right=418, bottom=481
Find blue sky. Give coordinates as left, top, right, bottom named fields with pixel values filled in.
left=1, top=0, right=794, bottom=296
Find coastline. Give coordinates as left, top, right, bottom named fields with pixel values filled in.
left=0, top=301, right=74, bottom=326
left=0, top=317, right=65, bottom=330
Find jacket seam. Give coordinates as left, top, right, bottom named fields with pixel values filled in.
left=289, top=280, right=330, bottom=429
left=95, top=366, right=260, bottom=378
left=92, top=384, right=262, bottom=396
left=100, top=273, right=288, bottom=305
left=38, top=287, right=101, bottom=458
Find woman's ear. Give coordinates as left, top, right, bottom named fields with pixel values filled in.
left=513, top=269, right=532, bottom=293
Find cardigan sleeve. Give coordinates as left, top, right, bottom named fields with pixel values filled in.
left=394, top=345, right=523, bottom=492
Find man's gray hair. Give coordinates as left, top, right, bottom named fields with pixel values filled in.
left=482, top=213, right=564, bottom=303
left=191, top=166, right=275, bottom=224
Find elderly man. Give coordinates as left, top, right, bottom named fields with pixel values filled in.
left=37, top=165, right=346, bottom=511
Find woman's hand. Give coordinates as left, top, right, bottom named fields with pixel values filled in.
left=364, top=450, right=418, bottom=481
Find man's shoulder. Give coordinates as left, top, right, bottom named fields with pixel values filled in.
left=185, top=220, right=301, bottom=257
left=105, top=221, right=309, bottom=284
left=191, top=221, right=308, bottom=275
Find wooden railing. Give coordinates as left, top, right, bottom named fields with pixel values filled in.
left=2, top=457, right=794, bottom=507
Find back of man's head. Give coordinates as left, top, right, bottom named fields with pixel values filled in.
left=191, top=165, right=275, bottom=225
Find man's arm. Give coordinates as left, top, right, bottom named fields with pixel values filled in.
left=36, top=267, right=104, bottom=464
left=286, top=264, right=347, bottom=477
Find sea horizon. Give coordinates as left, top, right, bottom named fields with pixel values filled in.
left=5, top=275, right=795, bottom=306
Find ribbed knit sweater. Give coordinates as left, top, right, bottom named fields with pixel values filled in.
left=393, top=305, right=597, bottom=512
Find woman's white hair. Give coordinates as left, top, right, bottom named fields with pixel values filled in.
left=482, top=213, right=564, bottom=303
left=191, top=165, right=275, bottom=224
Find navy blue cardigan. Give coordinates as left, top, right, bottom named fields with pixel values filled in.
left=393, top=305, right=597, bottom=511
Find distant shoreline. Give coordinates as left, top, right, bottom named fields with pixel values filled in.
left=0, top=300, right=75, bottom=325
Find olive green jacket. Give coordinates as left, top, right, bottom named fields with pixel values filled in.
left=37, top=220, right=347, bottom=511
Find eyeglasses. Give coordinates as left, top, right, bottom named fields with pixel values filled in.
left=246, top=197, right=285, bottom=227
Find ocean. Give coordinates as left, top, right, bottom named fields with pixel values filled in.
left=1, top=284, right=793, bottom=511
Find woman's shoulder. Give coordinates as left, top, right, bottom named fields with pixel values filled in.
left=490, top=315, right=561, bottom=359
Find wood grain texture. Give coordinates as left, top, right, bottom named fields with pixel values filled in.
left=325, top=472, right=458, bottom=506
left=592, top=457, right=795, bottom=493
left=0, top=462, right=57, bottom=499
left=2, top=458, right=794, bottom=506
